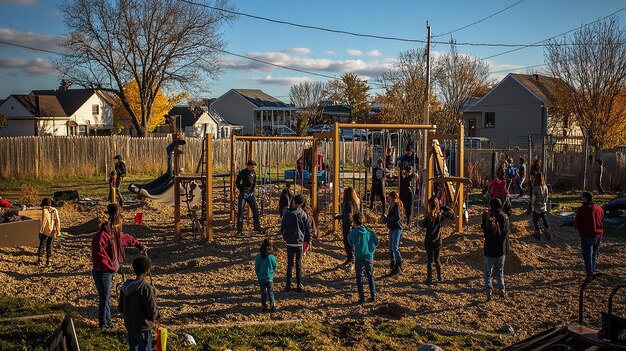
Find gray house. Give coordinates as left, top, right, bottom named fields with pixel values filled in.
left=210, top=89, right=296, bottom=135
left=462, top=73, right=581, bottom=147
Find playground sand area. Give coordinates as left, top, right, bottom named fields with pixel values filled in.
left=1, top=199, right=625, bottom=341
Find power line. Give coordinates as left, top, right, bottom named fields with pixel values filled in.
left=434, top=0, right=526, bottom=38
left=490, top=63, right=545, bottom=74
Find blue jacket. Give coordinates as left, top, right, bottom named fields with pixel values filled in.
left=255, top=254, right=277, bottom=281
left=347, top=225, right=379, bottom=260
left=281, top=207, right=311, bottom=245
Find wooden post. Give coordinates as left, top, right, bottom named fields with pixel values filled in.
left=206, top=135, right=213, bottom=241
left=456, top=121, right=465, bottom=233
left=332, top=122, right=340, bottom=234
left=312, top=136, right=319, bottom=223
left=230, top=135, right=236, bottom=226
left=425, top=131, right=434, bottom=206
left=174, top=146, right=182, bottom=239
left=247, top=141, right=255, bottom=222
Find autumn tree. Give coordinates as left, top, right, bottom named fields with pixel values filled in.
left=0, top=112, right=7, bottom=128
left=327, top=73, right=370, bottom=122
left=289, top=81, right=328, bottom=135
left=545, top=18, right=626, bottom=151
left=433, top=41, right=492, bottom=133
left=57, top=0, right=234, bottom=136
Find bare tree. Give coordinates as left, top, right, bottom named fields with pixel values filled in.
left=289, top=81, right=328, bottom=135
left=433, top=41, right=492, bottom=134
left=545, top=18, right=626, bottom=151
left=58, top=0, right=235, bottom=136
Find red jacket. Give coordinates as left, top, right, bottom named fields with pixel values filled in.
left=92, top=224, right=143, bottom=273
left=574, top=202, right=604, bottom=238
left=488, top=178, right=509, bottom=198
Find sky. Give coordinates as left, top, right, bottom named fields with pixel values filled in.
left=0, top=0, right=625, bottom=102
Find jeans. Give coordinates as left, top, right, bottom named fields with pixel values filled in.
left=259, top=280, right=275, bottom=307
left=355, top=258, right=375, bottom=300
left=388, top=229, right=403, bottom=261
left=128, top=330, right=152, bottom=351
left=92, top=269, right=113, bottom=328
left=401, top=194, right=412, bottom=225
left=581, top=237, right=602, bottom=277
left=37, top=234, right=53, bottom=261
left=286, top=245, right=303, bottom=287
left=342, top=223, right=354, bottom=262
left=236, top=192, right=260, bottom=225
left=532, top=211, right=550, bottom=230
left=516, top=177, right=525, bottom=196
left=369, top=186, right=386, bottom=214
left=484, top=256, right=505, bottom=293
left=426, top=246, right=441, bottom=267
left=115, top=177, right=125, bottom=204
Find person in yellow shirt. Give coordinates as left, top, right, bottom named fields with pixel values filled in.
left=37, top=198, right=61, bottom=266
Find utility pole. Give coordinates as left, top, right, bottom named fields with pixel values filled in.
left=422, top=21, right=431, bottom=206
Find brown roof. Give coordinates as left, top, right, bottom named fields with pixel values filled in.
left=32, top=89, right=96, bottom=116
left=233, top=89, right=293, bottom=108
left=510, top=74, right=567, bottom=106
left=12, top=95, right=67, bottom=117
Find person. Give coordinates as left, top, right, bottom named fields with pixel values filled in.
left=399, top=166, right=415, bottom=225
left=347, top=212, right=379, bottom=303
left=530, top=172, right=550, bottom=240
left=517, top=157, right=527, bottom=198
left=235, top=160, right=264, bottom=234
left=281, top=194, right=311, bottom=292
left=255, top=239, right=277, bottom=312
left=337, top=187, right=360, bottom=270
left=382, top=191, right=405, bottom=275
left=397, top=144, right=417, bottom=170
left=119, top=256, right=159, bottom=351
left=301, top=196, right=318, bottom=241
left=384, top=148, right=394, bottom=173
left=419, top=197, right=454, bottom=285
left=278, top=183, right=294, bottom=218
left=107, top=171, right=117, bottom=203
left=92, top=203, right=145, bottom=331
left=505, top=158, right=517, bottom=191
left=488, top=168, right=512, bottom=216
left=481, top=198, right=510, bottom=301
left=114, top=155, right=126, bottom=206
left=595, top=158, right=605, bottom=194
left=37, top=198, right=61, bottom=266
left=574, top=191, right=604, bottom=281
left=369, top=159, right=387, bottom=214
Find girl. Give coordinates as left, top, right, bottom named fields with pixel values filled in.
left=531, top=172, right=550, bottom=240
left=481, top=198, right=511, bottom=301
left=419, top=196, right=454, bottom=284
left=38, top=198, right=61, bottom=266
left=488, top=168, right=512, bottom=216
left=254, top=239, right=277, bottom=312
left=302, top=195, right=318, bottom=242
left=91, top=203, right=145, bottom=331
left=337, top=187, right=360, bottom=269
left=399, top=166, right=415, bottom=225
left=382, top=191, right=405, bottom=275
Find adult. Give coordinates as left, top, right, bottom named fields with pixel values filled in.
left=114, top=155, right=126, bottom=206
left=516, top=157, right=527, bottom=198
left=573, top=191, right=604, bottom=281
left=397, top=144, right=417, bottom=170
left=235, top=160, right=264, bottom=234
left=594, top=158, right=606, bottom=194
left=369, top=159, right=387, bottom=214
left=481, top=198, right=510, bottom=300
left=91, top=203, right=145, bottom=331
left=37, top=198, right=61, bottom=266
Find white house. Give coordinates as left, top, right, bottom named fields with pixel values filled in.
left=0, top=81, right=114, bottom=136
left=190, top=109, right=242, bottom=139
left=210, top=89, right=296, bottom=135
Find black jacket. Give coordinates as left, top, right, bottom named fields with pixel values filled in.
left=481, top=211, right=510, bottom=257
left=385, top=154, right=394, bottom=169
left=419, top=209, right=454, bottom=248
left=400, top=173, right=415, bottom=198
left=119, top=278, right=159, bottom=332
left=372, top=166, right=386, bottom=188
left=338, top=201, right=357, bottom=227
left=236, top=168, right=256, bottom=193
left=115, top=161, right=127, bottom=178
left=383, top=204, right=403, bottom=230
left=279, top=189, right=294, bottom=213
left=281, top=207, right=311, bottom=245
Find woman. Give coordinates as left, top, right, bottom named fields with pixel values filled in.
left=488, top=168, right=512, bottom=216
left=531, top=172, right=550, bottom=240
left=91, top=203, right=145, bottom=331
left=337, top=187, right=360, bottom=269
left=38, top=198, right=61, bottom=266
left=419, top=196, right=454, bottom=284
left=382, top=191, right=405, bottom=275
left=481, top=198, right=510, bottom=301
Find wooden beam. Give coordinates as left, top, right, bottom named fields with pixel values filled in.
left=174, top=145, right=181, bottom=239
left=230, top=135, right=235, bottom=225
left=332, top=122, right=340, bottom=234
left=457, top=120, right=465, bottom=233
left=233, top=136, right=313, bottom=141
left=336, top=123, right=436, bottom=131
left=430, top=133, right=459, bottom=141
left=206, top=135, right=213, bottom=241
left=313, top=132, right=334, bottom=139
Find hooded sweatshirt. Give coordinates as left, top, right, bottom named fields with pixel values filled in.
left=574, top=202, right=604, bottom=238
left=119, top=278, right=159, bottom=332
left=281, top=207, right=311, bottom=246
left=347, top=225, right=379, bottom=260
left=255, top=254, right=277, bottom=281
left=92, top=224, right=143, bottom=273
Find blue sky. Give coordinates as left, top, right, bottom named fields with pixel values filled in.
left=0, top=0, right=625, bottom=101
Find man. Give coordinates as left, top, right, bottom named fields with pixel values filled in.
left=397, top=144, right=417, bottom=170
left=517, top=157, right=527, bottom=198
left=370, top=159, right=387, bottom=214
left=595, top=158, right=606, bottom=194
left=573, top=191, right=604, bottom=281
left=236, top=160, right=264, bottom=234
left=114, top=155, right=126, bottom=206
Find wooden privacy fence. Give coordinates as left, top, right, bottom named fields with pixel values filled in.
left=0, top=136, right=367, bottom=179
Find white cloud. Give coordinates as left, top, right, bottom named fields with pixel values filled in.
left=0, top=0, right=37, bottom=5
left=367, top=50, right=381, bottom=57
left=0, top=28, right=64, bottom=51
left=247, top=75, right=311, bottom=86
left=323, top=50, right=336, bottom=55
left=347, top=49, right=363, bottom=56
left=281, top=48, right=311, bottom=55
left=0, top=57, right=56, bottom=75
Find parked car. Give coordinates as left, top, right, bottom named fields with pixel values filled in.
left=306, top=124, right=333, bottom=135
left=341, top=128, right=368, bottom=141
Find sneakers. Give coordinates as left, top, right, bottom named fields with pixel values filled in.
left=369, top=297, right=376, bottom=303
left=269, top=305, right=276, bottom=313
left=486, top=290, right=492, bottom=301
left=423, top=278, right=433, bottom=285
left=500, top=289, right=508, bottom=299
left=295, top=285, right=304, bottom=293
left=358, top=298, right=365, bottom=304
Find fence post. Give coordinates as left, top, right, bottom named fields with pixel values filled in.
left=582, top=136, right=588, bottom=191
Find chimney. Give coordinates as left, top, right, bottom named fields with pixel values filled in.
left=533, top=74, right=540, bottom=81
left=59, top=79, right=70, bottom=91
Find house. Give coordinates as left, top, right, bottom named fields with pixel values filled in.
left=462, top=73, right=581, bottom=147
left=0, top=81, right=114, bottom=136
left=210, top=89, right=296, bottom=135
left=191, top=108, right=242, bottom=139
left=319, top=104, right=351, bottom=123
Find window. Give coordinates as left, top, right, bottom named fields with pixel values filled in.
left=484, top=112, right=495, bottom=128
left=92, top=104, right=100, bottom=115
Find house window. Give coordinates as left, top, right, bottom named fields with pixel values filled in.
left=484, top=112, right=495, bottom=128
left=92, top=104, right=100, bottom=115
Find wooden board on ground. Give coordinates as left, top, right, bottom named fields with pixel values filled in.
left=0, top=219, right=40, bottom=246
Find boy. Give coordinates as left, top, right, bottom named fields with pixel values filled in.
left=281, top=194, right=311, bottom=292
left=278, top=183, right=294, bottom=218
left=347, top=212, right=379, bottom=303
left=370, top=159, right=387, bottom=214
left=119, top=256, right=159, bottom=351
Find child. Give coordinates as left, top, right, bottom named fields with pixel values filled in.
left=369, top=159, right=387, bottom=215
left=347, top=212, right=379, bottom=303
left=399, top=166, right=415, bottom=225
left=419, top=197, right=454, bottom=284
left=481, top=198, right=510, bottom=301
left=38, top=198, right=61, bottom=266
left=531, top=172, right=550, bottom=240
left=107, top=171, right=117, bottom=203
left=337, top=187, right=360, bottom=270
left=385, top=148, right=394, bottom=173
left=301, top=196, right=318, bottom=241
left=119, top=256, right=159, bottom=351
left=281, top=194, right=311, bottom=292
left=255, top=239, right=277, bottom=312
left=278, top=183, right=294, bottom=218
left=382, top=191, right=405, bottom=275
left=488, top=168, right=512, bottom=217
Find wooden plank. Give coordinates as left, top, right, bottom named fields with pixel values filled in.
left=336, top=123, right=436, bottom=131
left=457, top=120, right=465, bottom=233
left=332, top=122, right=340, bottom=233
left=206, top=135, right=213, bottom=241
